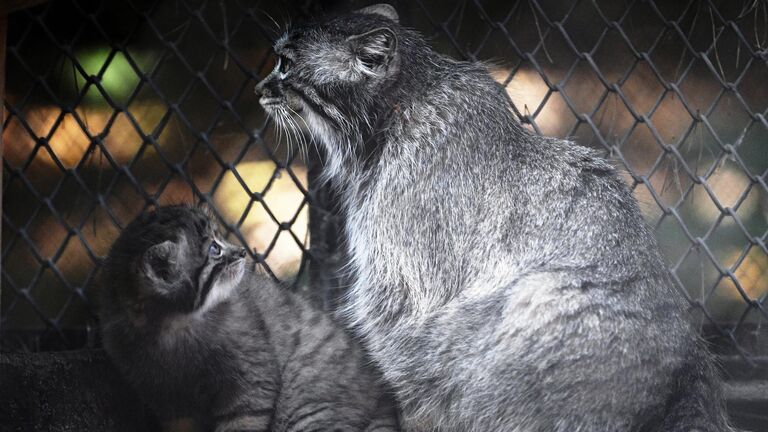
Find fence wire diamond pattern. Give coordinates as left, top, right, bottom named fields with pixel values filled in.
left=1, top=0, right=767, bottom=360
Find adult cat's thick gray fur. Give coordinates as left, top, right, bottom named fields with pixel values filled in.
left=256, top=4, right=736, bottom=431
left=100, top=205, right=398, bottom=432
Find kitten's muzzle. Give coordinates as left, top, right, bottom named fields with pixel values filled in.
left=227, top=247, right=247, bottom=262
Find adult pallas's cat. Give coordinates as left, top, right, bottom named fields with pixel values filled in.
left=256, top=4, right=735, bottom=431
left=101, top=205, right=398, bottom=432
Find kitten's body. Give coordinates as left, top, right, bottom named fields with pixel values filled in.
left=100, top=206, right=398, bottom=432
left=257, top=5, right=735, bottom=431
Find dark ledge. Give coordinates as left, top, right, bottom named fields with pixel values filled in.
left=1, top=349, right=766, bottom=431
left=0, top=349, right=159, bottom=432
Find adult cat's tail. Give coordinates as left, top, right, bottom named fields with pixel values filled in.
left=650, top=349, right=739, bottom=432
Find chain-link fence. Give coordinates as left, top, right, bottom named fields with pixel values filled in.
left=2, top=0, right=767, bottom=363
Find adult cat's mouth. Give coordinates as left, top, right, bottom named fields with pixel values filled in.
left=260, top=97, right=283, bottom=107
left=260, top=97, right=304, bottom=115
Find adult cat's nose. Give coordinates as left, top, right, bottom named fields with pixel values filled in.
left=254, top=81, right=264, bottom=98
left=254, top=80, right=266, bottom=97
left=255, top=79, right=278, bottom=98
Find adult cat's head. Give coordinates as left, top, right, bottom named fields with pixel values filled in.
left=255, top=4, right=428, bottom=177
left=102, top=205, right=248, bottom=323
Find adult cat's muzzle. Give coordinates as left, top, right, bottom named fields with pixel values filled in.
left=259, top=96, right=283, bottom=107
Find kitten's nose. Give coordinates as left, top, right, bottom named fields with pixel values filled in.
left=238, top=247, right=247, bottom=258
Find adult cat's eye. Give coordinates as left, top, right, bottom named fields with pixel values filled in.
left=208, top=242, right=222, bottom=257
left=278, top=56, right=293, bottom=74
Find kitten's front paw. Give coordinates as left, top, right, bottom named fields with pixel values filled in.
left=214, top=413, right=271, bottom=432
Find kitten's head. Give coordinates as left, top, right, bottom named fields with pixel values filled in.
left=102, top=205, right=248, bottom=321
left=255, top=4, right=404, bottom=170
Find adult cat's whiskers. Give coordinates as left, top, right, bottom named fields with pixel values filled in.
left=285, top=105, right=320, bottom=163
left=282, top=109, right=307, bottom=164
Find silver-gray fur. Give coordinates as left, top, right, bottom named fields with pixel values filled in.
left=255, top=5, right=738, bottom=432
left=100, top=205, right=399, bottom=432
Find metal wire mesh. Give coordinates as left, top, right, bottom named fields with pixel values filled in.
left=2, top=0, right=766, bottom=361
left=1, top=0, right=327, bottom=350
left=400, top=0, right=768, bottom=361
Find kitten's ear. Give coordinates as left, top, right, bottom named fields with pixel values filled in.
left=355, top=4, right=399, bottom=23
left=196, top=200, right=226, bottom=236
left=141, top=240, right=179, bottom=283
left=347, top=27, right=398, bottom=76
left=197, top=199, right=216, bottom=220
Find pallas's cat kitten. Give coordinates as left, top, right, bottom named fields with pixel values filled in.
left=100, top=205, right=398, bottom=432
left=256, top=4, right=736, bottom=432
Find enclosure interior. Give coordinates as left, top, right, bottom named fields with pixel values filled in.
left=1, top=0, right=766, bottom=423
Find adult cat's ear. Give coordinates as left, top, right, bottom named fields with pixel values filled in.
left=141, top=240, right=179, bottom=284
left=355, top=4, right=399, bottom=23
left=347, top=27, right=398, bottom=76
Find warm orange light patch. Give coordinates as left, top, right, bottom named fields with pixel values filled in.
left=3, top=104, right=166, bottom=171
left=731, top=247, right=768, bottom=301
left=213, top=161, right=309, bottom=277
left=491, top=68, right=559, bottom=134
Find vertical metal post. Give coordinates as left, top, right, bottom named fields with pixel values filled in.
left=0, top=13, right=7, bottom=347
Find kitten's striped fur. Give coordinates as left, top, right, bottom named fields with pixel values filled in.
left=101, top=205, right=398, bottom=431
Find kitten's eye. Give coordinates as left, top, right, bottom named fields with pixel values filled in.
left=279, top=56, right=293, bottom=74
left=208, top=242, right=222, bottom=257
